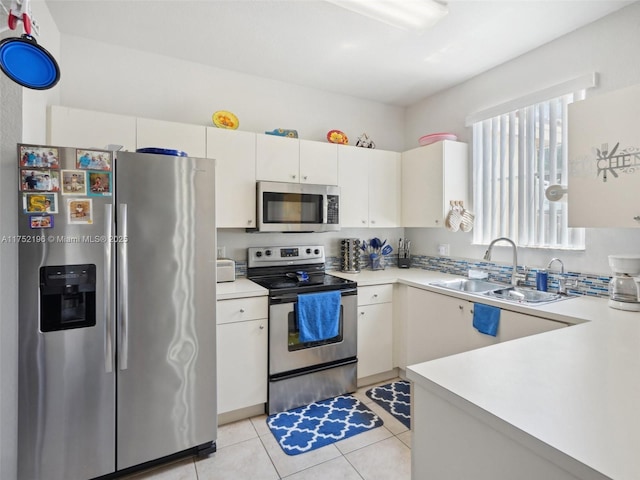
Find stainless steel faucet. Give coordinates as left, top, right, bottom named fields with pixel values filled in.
left=483, top=237, right=524, bottom=286
left=546, top=257, right=576, bottom=294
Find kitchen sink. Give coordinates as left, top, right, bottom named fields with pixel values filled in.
left=429, top=278, right=507, bottom=293
left=483, top=287, right=565, bottom=304
left=430, top=278, right=574, bottom=305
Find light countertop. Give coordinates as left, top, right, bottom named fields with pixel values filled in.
left=217, top=267, right=640, bottom=478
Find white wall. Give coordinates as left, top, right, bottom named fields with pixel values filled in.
left=56, top=35, right=405, bottom=152
left=404, top=2, right=640, bottom=275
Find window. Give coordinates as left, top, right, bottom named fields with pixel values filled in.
left=471, top=92, right=586, bottom=249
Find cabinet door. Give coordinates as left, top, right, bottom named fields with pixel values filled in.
left=217, top=319, right=268, bottom=414
left=401, top=141, right=468, bottom=228
left=338, top=146, right=370, bottom=227
left=207, top=128, right=257, bottom=228
left=256, top=134, right=299, bottom=182
left=402, top=144, right=444, bottom=227
left=498, top=310, right=566, bottom=342
left=405, top=289, right=496, bottom=367
left=358, top=303, right=393, bottom=378
left=568, top=83, right=640, bottom=227
left=368, top=149, right=401, bottom=227
left=299, top=140, right=338, bottom=185
left=136, top=118, right=206, bottom=158
left=48, top=105, right=137, bottom=151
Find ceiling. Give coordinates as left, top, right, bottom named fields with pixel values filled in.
left=42, top=0, right=634, bottom=107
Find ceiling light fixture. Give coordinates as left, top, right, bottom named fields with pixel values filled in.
left=326, top=0, right=448, bottom=33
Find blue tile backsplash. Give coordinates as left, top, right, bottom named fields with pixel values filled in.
left=235, top=254, right=611, bottom=298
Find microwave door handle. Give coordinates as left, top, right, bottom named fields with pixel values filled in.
left=323, top=195, right=329, bottom=224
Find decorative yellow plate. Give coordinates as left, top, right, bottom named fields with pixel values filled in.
left=212, top=110, right=239, bottom=129
left=327, top=130, right=348, bottom=145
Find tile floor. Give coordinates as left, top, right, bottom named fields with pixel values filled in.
left=124, top=380, right=411, bottom=480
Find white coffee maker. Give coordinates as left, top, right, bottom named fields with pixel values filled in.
left=608, top=255, right=640, bottom=311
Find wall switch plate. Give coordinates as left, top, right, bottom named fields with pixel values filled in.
left=217, top=246, right=226, bottom=258
left=438, top=244, right=450, bottom=256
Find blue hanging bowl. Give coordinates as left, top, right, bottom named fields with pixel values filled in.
left=136, top=147, right=189, bottom=157
left=0, top=35, right=60, bottom=90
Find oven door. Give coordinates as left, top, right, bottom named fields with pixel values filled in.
left=268, top=288, right=357, bottom=376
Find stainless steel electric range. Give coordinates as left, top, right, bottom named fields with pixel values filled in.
left=247, top=245, right=358, bottom=415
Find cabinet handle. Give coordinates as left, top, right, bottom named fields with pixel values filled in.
left=240, top=308, right=245, bottom=313
left=470, top=309, right=474, bottom=314
left=458, top=305, right=463, bottom=310
left=634, top=216, right=640, bottom=221
left=371, top=220, right=376, bottom=224
left=360, top=311, right=365, bottom=316
left=373, top=294, right=378, bottom=298
left=362, top=220, right=367, bottom=224
left=291, top=174, right=297, bottom=180
left=435, top=219, right=440, bottom=224
left=247, top=220, right=253, bottom=225
left=259, top=324, right=265, bottom=330
left=303, top=175, right=308, bottom=180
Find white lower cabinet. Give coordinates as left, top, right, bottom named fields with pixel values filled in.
left=403, top=287, right=569, bottom=368
left=216, top=296, right=268, bottom=414
left=357, top=284, right=393, bottom=379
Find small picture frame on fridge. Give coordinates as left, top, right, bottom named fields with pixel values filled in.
left=20, top=169, right=60, bottom=192
left=61, top=170, right=87, bottom=195
left=29, top=214, right=54, bottom=229
left=19, top=145, right=60, bottom=169
left=67, top=198, right=93, bottom=225
left=22, top=193, right=59, bottom=214
left=88, top=171, right=112, bottom=196
left=76, top=149, right=112, bottom=171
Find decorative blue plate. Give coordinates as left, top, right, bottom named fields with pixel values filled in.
left=0, top=35, right=60, bottom=90
left=135, top=148, right=188, bottom=157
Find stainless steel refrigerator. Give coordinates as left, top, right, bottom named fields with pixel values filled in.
left=17, top=145, right=217, bottom=480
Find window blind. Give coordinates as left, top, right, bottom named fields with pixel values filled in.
left=472, top=93, right=585, bottom=249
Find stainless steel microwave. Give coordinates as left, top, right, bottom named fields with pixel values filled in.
left=257, top=181, right=340, bottom=232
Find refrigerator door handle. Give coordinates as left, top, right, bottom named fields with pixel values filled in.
left=118, top=203, right=129, bottom=371
left=104, top=204, right=114, bottom=373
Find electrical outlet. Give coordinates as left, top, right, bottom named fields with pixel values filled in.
left=438, top=244, right=450, bottom=256
left=217, top=246, right=226, bottom=258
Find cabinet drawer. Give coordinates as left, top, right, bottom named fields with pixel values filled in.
left=217, top=296, right=268, bottom=324
left=358, top=284, right=393, bottom=306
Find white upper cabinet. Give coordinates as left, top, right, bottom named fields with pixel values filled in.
left=299, top=140, right=338, bottom=185
left=255, top=134, right=339, bottom=184
left=136, top=117, right=207, bottom=158
left=47, top=105, right=137, bottom=151
left=401, top=140, right=469, bottom=227
left=255, top=134, right=300, bottom=182
left=568, top=83, right=640, bottom=227
left=338, top=146, right=401, bottom=228
left=206, top=128, right=257, bottom=229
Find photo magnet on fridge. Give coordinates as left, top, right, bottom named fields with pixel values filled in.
left=22, top=192, right=59, bottom=214
left=76, top=149, right=112, bottom=171
left=18, top=145, right=60, bottom=169
left=67, top=198, right=93, bottom=224
left=20, top=169, right=60, bottom=192
left=88, top=171, right=112, bottom=196
left=29, top=215, right=54, bottom=229
left=61, top=170, right=87, bottom=195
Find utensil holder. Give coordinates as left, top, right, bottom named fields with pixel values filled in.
left=340, top=238, right=361, bottom=273
left=370, top=253, right=385, bottom=271
left=398, top=256, right=411, bottom=268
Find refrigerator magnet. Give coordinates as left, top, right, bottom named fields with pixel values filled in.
left=20, top=169, right=60, bottom=192
left=88, top=171, right=112, bottom=196
left=61, top=170, right=87, bottom=195
left=67, top=198, right=93, bottom=224
left=29, top=214, right=54, bottom=229
left=76, top=149, right=112, bottom=171
left=18, top=144, right=60, bottom=169
left=23, top=193, right=58, bottom=214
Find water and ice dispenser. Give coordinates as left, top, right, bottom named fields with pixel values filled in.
left=40, top=264, right=97, bottom=332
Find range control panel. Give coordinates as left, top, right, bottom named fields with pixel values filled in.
left=248, top=245, right=324, bottom=267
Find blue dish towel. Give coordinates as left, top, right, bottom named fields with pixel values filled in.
left=473, top=303, right=501, bottom=336
left=297, top=291, right=341, bottom=343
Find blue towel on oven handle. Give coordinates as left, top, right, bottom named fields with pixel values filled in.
left=296, top=290, right=341, bottom=343
left=472, top=303, right=500, bottom=336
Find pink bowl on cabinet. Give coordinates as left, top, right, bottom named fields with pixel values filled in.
left=418, top=133, right=457, bottom=146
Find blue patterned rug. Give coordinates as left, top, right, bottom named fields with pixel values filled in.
left=266, top=395, right=383, bottom=455
left=366, top=380, right=411, bottom=429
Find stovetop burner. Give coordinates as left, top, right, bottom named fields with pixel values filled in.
left=246, top=245, right=356, bottom=295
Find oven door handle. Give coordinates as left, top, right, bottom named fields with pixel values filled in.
left=270, top=287, right=357, bottom=303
